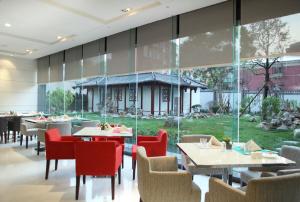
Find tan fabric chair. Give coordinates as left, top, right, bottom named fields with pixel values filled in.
left=137, top=146, right=201, bottom=202
left=180, top=135, right=231, bottom=180
left=240, top=145, right=300, bottom=184
left=20, top=123, right=38, bottom=148
left=205, top=173, right=300, bottom=202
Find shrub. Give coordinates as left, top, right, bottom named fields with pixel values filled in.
left=261, top=96, right=280, bottom=120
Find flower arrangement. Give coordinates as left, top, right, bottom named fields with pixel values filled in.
left=223, top=136, right=232, bottom=150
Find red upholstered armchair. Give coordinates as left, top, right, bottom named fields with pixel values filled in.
left=74, top=141, right=122, bottom=200
left=45, top=128, right=81, bottom=180
left=93, top=136, right=125, bottom=168
left=132, top=129, right=168, bottom=180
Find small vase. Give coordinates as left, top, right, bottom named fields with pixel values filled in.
left=225, top=142, right=232, bottom=150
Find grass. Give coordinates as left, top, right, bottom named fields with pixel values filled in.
left=82, top=113, right=300, bottom=152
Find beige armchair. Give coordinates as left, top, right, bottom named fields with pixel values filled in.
left=180, top=135, right=232, bottom=183
left=240, top=145, right=300, bottom=185
left=137, top=146, right=201, bottom=202
left=205, top=173, right=300, bottom=202
left=20, top=123, right=38, bottom=148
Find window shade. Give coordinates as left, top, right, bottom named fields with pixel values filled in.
left=106, top=30, right=135, bottom=76
left=49, top=52, right=64, bottom=82
left=241, top=0, right=300, bottom=25
left=82, top=39, right=105, bottom=78
left=179, top=1, right=233, bottom=69
left=136, top=17, right=176, bottom=72
left=37, top=56, right=49, bottom=84
left=65, top=46, right=82, bottom=81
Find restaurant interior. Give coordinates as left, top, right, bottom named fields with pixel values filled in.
left=0, top=0, right=300, bottom=202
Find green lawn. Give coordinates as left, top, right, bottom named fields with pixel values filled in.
left=82, top=113, right=300, bottom=152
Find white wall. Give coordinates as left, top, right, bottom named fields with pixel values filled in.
left=0, top=54, right=37, bottom=112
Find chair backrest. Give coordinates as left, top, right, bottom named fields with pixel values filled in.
left=280, top=145, right=300, bottom=168
left=75, top=141, right=117, bottom=176
left=20, top=123, right=28, bottom=134
left=45, top=128, right=62, bottom=143
left=180, top=134, right=212, bottom=143
left=80, top=121, right=98, bottom=127
left=8, top=116, right=21, bottom=131
left=246, top=173, right=300, bottom=202
left=157, top=129, right=168, bottom=155
left=0, top=117, right=8, bottom=133
left=47, top=121, right=71, bottom=136
left=137, top=146, right=151, bottom=200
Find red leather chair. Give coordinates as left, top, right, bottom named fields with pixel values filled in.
left=45, top=128, right=81, bottom=180
left=74, top=141, right=122, bottom=200
left=93, top=136, right=125, bottom=168
left=131, top=129, right=168, bottom=180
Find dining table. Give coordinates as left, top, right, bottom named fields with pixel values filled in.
left=72, top=127, right=133, bottom=138
left=177, top=142, right=296, bottom=183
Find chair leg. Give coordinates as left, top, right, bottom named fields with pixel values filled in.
left=30, top=136, right=33, bottom=141
left=20, top=134, right=23, bottom=146
left=13, top=131, right=16, bottom=143
left=37, top=141, right=40, bottom=155
left=132, top=159, right=136, bottom=180
left=111, top=176, right=115, bottom=200
left=122, top=154, right=124, bottom=168
left=229, top=174, right=233, bottom=186
left=25, top=136, right=28, bottom=149
left=55, top=160, right=58, bottom=171
left=83, top=175, right=86, bottom=185
left=118, top=166, right=121, bottom=184
left=4, top=132, right=7, bottom=144
left=45, top=160, right=50, bottom=180
left=76, top=175, right=80, bottom=200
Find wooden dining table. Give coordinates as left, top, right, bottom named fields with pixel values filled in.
left=177, top=143, right=296, bottom=183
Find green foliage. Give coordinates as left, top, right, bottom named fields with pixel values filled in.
left=261, top=96, right=281, bottom=120
left=240, top=96, right=254, bottom=114
left=47, top=88, right=75, bottom=115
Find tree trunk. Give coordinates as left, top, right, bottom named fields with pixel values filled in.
left=262, top=58, right=270, bottom=120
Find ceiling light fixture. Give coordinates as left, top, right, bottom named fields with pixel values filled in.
left=60, top=37, right=67, bottom=42
left=4, top=23, right=11, bottom=27
left=25, top=49, right=33, bottom=54
left=121, top=8, right=131, bottom=13
left=57, top=36, right=62, bottom=40
left=128, top=11, right=137, bottom=16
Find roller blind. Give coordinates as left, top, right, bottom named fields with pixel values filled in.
left=49, top=52, right=64, bottom=82
left=65, top=46, right=82, bottom=80
left=83, top=39, right=105, bottom=78
left=37, top=56, right=49, bottom=84
left=179, top=1, right=233, bottom=69
left=241, top=0, right=300, bottom=25
left=136, top=17, right=176, bottom=72
left=106, top=30, right=135, bottom=76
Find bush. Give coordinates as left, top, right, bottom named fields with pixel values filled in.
left=262, top=96, right=280, bottom=120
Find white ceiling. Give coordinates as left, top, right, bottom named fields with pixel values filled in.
left=0, top=0, right=226, bottom=59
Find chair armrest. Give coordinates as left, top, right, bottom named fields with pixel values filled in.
left=261, top=172, right=277, bottom=177
left=138, top=141, right=164, bottom=156
left=149, top=156, right=178, bottom=172
left=277, top=169, right=300, bottom=176
left=137, top=136, right=157, bottom=143
left=206, top=178, right=245, bottom=202
left=37, top=129, right=46, bottom=142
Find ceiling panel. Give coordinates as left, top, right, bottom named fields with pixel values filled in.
left=0, top=0, right=226, bottom=59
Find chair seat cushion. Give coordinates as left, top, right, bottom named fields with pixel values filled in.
left=240, top=169, right=262, bottom=184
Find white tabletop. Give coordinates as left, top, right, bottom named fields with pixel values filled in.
left=177, top=143, right=295, bottom=168
left=73, top=127, right=133, bottom=138
left=24, top=117, right=74, bottom=124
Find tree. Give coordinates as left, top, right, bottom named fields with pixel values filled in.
left=47, top=88, right=75, bottom=115
left=246, top=18, right=289, bottom=99
left=245, top=18, right=290, bottom=119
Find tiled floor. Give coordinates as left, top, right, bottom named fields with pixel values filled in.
left=0, top=138, right=234, bottom=202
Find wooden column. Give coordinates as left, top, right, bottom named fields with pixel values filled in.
left=171, top=85, right=174, bottom=113
left=124, top=86, right=127, bottom=111
left=167, top=87, right=170, bottom=114
left=180, top=88, right=183, bottom=114
left=116, top=87, right=119, bottom=113
left=91, top=88, right=94, bottom=112
left=158, top=85, right=161, bottom=115
left=151, top=84, right=155, bottom=115
left=140, top=85, right=143, bottom=110
left=189, top=88, right=192, bottom=113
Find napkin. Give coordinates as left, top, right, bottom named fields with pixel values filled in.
left=245, top=139, right=261, bottom=152
left=209, top=136, right=223, bottom=146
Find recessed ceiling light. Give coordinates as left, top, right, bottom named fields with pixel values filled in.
left=25, top=49, right=33, bottom=54
left=57, top=36, right=62, bottom=40
left=128, top=11, right=137, bottom=16
left=121, top=8, right=131, bottom=13
left=4, top=23, right=11, bottom=27
left=61, top=37, right=67, bottom=42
